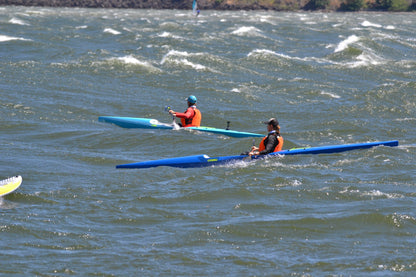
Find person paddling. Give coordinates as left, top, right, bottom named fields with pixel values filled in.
left=249, top=118, right=283, bottom=156
left=169, top=95, right=202, bottom=127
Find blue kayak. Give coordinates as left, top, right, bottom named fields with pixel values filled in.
left=116, top=140, right=399, bottom=169
left=98, top=116, right=263, bottom=138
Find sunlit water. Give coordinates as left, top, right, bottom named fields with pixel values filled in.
left=1, top=6, right=415, bottom=275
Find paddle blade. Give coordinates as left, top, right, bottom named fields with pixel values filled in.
left=172, top=119, right=180, bottom=130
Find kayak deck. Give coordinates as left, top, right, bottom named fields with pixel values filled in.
left=0, top=175, right=22, bottom=197
left=116, top=140, right=399, bottom=169
left=98, top=116, right=263, bottom=138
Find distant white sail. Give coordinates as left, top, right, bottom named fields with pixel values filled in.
left=192, top=0, right=198, bottom=15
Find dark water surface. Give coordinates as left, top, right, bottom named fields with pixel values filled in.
left=1, top=6, right=415, bottom=275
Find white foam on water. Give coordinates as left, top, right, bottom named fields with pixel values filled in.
left=177, top=58, right=206, bottom=70
left=160, top=50, right=213, bottom=71
left=231, top=26, right=263, bottom=36
left=116, top=55, right=150, bottom=66
left=334, top=35, right=359, bottom=53
left=320, top=91, right=341, bottom=99
left=107, top=55, right=161, bottom=72
left=157, top=31, right=183, bottom=39
left=161, top=50, right=195, bottom=64
left=340, top=188, right=403, bottom=199
left=347, top=52, right=384, bottom=68
left=103, top=28, right=121, bottom=35
left=9, top=17, right=29, bottom=25
left=0, top=34, right=30, bottom=42
left=247, top=48, right=327, bottom=64
left=361, top=20, right=382, bottom=28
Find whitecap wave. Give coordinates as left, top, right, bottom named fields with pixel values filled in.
left=320, top=91, right=341, bottom=99
left=161, top=50, right=197, bottom=64
left=334, top=35, right=359, bottom=53
left=347, top=52, right=384, bottom=68
left=231, top=26, right=263, bottom=36
left=103, top=28, right=121, bottom=35
left=362, top=189, right=403, bottom=199
left=395, top=118, right=416, bottom=122
left=340, top=188, right=403, bottom=199
left=108, top=55, right=161, bottom=72
left=9, top=17, right=29, bottom=25
left=176, top=59, right=206, bottom=70
left=361, top=21, right=382, bottom=28
left=115, top=55, right=150, bottom=66
left=0, top=34, right=30, bottom=42
left=247, top=49, right=297, bottom=61
left=160, top=50, right=213, bottom=71
left=157, top=32, right=183, bottom=39
left=247, top=49, right=326, bottom=64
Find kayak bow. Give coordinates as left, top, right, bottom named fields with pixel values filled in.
left=0, top=175, right=22, bottom=196
left=116, top=140, right=399, bottom=169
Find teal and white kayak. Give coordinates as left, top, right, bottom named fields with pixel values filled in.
left=98, top=116, right=263, bottom=138
left=116, top=140, right=399, bottom=169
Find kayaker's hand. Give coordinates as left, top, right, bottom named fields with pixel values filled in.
left=249, top=150, right=259, bottom=156
left=169, top=110, right=176, bottom=116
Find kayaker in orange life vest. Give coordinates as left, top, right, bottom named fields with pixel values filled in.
left=249, top=118, right=284, bottom=156
left=168, top=95, right=201, bottom=127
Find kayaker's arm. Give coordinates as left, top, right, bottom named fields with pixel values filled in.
left=249, top=135, right=279, bottom=156
left=171, top=107, right=194, bottom=120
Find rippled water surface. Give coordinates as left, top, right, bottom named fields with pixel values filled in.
left=1, top=6, right=415, bottom=275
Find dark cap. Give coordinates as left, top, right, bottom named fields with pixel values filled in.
left=263, top=118, right=279, bottom=127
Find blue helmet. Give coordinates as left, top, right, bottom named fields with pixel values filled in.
left=187, top=95, right=197, bottom=104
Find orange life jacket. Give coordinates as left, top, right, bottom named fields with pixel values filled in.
left=181, top=107, right=201, bottom=127
left=258, top=134, right=284, bottom=153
